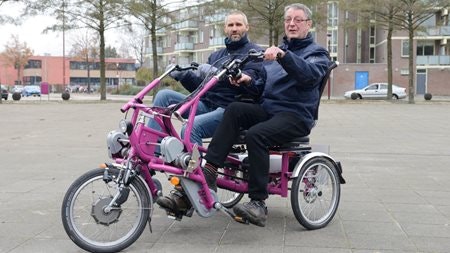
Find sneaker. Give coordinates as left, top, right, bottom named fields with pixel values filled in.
left=233, top=200, right=268, bottom=227
left=203, top=166, right=217, bottom=192
left=156, top=190, right=191, bottom=214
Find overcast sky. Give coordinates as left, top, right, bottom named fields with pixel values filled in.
left=0, top=2, right=123, bottom=57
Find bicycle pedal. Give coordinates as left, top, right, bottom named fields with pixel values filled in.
left=184, top=207, right=194, bottom=217
left=234, top=216, right=250, bottom=225
left=162, top=209, right=183, bottom=221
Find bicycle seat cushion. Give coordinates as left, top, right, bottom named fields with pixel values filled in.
left=236, top=130, right=310, bottom=147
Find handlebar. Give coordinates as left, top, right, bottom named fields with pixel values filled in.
left=172, top=50, right=264, bottom=119
left=120, top=63, right=198, bottom=112
left=224, top=49, right=264, bottom=79
left=121, top=50, right=264, bottom=114
left=174, top=63, right=198, bottom=72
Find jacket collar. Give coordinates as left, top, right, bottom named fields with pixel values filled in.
left=225, top=34, right=249, bottom=51
left=280, top=32, right=313, bottom=51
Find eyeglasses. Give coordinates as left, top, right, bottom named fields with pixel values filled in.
left=284, top=17, right=310, bottom=24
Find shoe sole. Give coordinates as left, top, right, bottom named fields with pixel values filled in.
left=233, top=207, right=266, bottom=227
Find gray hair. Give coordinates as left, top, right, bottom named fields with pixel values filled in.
left=225, top=10, right=249, bottom=26
left=284, top=3, right=312, bottom=19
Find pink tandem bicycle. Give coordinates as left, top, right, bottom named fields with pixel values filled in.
left=61, top=50, right=345, bottom=253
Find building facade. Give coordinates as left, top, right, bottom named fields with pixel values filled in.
left=0, top=55, right=136, bottom=92
left=145, top=2, right=450, bottom=97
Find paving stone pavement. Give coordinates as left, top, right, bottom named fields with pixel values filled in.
left=1, top=97, right=450, bottom=253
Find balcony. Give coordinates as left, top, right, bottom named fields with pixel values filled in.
left=173, top=21, right=198, bottom=31
left=417, top=26, right=450, bottom=36
left=174, top=42, right=194, bottom=51
left=145, top=47, right=163, bottom=54
left=155, top=28, right=167, bottom=36
left=205, top=13, right=226, bottom=24
left=416, top=55, right=450, bottom=65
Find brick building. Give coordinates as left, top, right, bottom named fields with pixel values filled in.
left=144, top=2, right=450, bottom=97
left=0, top=55, right=136, bottom=92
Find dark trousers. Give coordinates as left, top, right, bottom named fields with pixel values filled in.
left=204, top=102, right=309, bottom=200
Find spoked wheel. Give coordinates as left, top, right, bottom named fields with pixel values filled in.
left=61, top=167, right=151, bottom=253
left=217, top=167, right=244, bottom=208
left=290, top=157, right=340, bottom=230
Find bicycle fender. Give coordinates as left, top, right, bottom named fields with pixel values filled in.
left=291, top=152, right=345, bottom=184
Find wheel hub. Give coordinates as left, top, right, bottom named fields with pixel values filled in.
left=304, top=187, right=320, bottom=203
left=91, top=197, right=122, bottom=225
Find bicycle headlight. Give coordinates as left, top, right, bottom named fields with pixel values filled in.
left=119, top=119, right=133, bottom=135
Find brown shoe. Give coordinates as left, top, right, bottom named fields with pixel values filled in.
left=156, top=190, right=191, bottom=214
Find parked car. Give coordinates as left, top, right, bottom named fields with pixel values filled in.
left=22, top=85, right=41, bottom=97
left=12, top=85, right=24, bottom=93
left=1, top=87, right=8, bottom=100
left=344, top=83, right=407, bottom=100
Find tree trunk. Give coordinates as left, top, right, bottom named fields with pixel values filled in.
left=387, top=13, right=393, bottom=100
left=407, top=11, right=415, bottom=104
left=99, top=25, right=106, bottom=100
left=151, top=0, right=159, bottom=97
left=151, top=24, right=159, bottom=97
left=86, top=56, right=91, bottom=94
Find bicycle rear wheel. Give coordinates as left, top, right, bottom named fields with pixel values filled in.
left=290, top=157, right=340, bottom=230
left=217, top=167, right=244, bottom=208
left=61, top=167, right=151, bottom=253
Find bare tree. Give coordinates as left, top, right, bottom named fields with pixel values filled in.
left=122, top=28, right=146, bottom=69
left=22, top=0, right=130, bottom=100
left=342, top=0, right=403, bottom=100
left=394, top=0, right=450, bottom=103
left=69, top=32, right=98, bottom=93
left=125, top=0, right=181, bottom=87
left=1, top=35, right=34, bottom=87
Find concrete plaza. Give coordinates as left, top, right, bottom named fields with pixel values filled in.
left=1, top=96, right=450, bottom=253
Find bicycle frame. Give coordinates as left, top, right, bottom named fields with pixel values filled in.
left=116, top=55, right=263, bottom=212
left=62, top=51, right=344, bottom=253
left=110, top=53, right=343, bottom=218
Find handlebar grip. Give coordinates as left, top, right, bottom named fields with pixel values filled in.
left=276, top=52, right=282, bottom=60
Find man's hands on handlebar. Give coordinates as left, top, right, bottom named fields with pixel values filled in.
left=229, top=47, right=284, bottom=87
left=229, top=74, right=252, bottom=87
left=265, top=46, right=285, bottom=61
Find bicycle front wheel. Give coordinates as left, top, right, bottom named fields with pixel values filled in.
left=61, top=167, right=151, bottom=253
left=290, top=157, right=340, bottom=230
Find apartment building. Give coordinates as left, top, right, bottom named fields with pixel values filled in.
left=0, top=55, right=136, bottom=92
left=145, top=2, right=450, bottom=97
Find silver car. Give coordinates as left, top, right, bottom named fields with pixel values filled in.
left=344, top=83, right=407, bottom=100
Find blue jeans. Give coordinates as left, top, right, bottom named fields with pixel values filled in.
left=148, top=89, right=224, bottom=145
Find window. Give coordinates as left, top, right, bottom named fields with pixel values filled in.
left=417, top=42, right=434, bottom=56
left=401, top=40, right=409, bottom=57
left=25, top=60, right=42, bottom=69
left=367, top=84, right=378, bottom=90
left=327, top=2, right=339, bottom=27
left=199, top=30, right=204, bottom=44
left=369, top=47, right=375, bottom=63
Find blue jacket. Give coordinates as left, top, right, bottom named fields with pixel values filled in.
left=178, top=34, right=263, bottom=109
left=259, top=33, right=330, bottom=131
